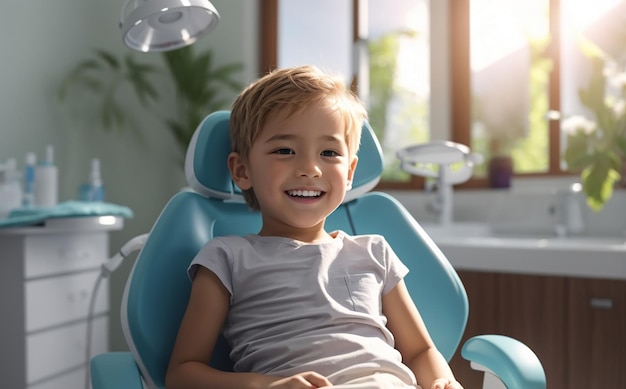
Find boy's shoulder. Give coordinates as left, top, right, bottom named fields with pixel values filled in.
left=341, top=231, right=389, bottom=247
left=202, top=234, right=250, bottom=250
left=207, top=235, right=246, bottom=244
left=212, top=234, right=249, bottom=242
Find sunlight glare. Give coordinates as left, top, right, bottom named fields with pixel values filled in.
left=470, top=0, right=548, bottom=72
left=562, top=0, right=621, bottom=34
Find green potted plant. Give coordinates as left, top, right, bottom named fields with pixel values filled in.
left=562, top=42, right=626, bottom=210
left=58, top=46, right=243, bottom=162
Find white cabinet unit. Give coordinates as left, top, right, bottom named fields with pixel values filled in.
left=0, top=217, right=123, bottom=389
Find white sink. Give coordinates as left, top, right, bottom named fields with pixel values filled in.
left=419, top=222, right=626, bottom=280
left=421, top=222, right=626, bottom=251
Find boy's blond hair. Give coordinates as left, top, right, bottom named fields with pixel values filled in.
left=230, top=65, right=367, bottom=210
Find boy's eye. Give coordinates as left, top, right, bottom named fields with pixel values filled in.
left=321, top=150, right=340, bottom=157
left=273, top=148, right=295, bottom=155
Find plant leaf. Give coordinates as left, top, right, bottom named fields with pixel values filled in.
left=580, top=154, right=621, bottom=210
left=58, top=59, right=105, bottom=100
left=563, top=133, right=593, bottom=170
left=96, top=50, right=121, bottom=70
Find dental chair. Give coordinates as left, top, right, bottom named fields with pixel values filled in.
left=90, top=110, right=546, bottom=389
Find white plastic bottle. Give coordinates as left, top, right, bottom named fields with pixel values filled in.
left=34, top=145, right=59, bottom=207
left=0, top=158, right=23, bottom=218
left=0, top=164, right=10, bottom=219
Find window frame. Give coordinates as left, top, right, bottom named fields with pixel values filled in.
left=259, top=0, right=574, bottom=190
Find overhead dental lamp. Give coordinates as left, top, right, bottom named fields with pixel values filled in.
left=120, top=0, right=220, bottom=52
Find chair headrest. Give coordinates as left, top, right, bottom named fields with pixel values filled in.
left=185, top=110, right=383, bottom=204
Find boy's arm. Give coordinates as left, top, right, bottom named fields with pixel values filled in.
left=166, top=266, right=263, bottom=389
left=165, top=266, right=331, bottom=389
left=382, top=280, right=463, bottom=389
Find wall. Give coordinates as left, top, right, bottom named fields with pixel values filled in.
left=0, top=0, right=259, bottom=351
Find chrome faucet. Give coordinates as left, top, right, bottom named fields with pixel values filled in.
left=552, top=183, right=586, bottom=237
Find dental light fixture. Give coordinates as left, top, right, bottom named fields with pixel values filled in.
left=120, top=0, right=220, bottom=52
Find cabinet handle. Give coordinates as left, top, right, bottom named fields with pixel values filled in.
left=590, top=298, right=613, bottom=310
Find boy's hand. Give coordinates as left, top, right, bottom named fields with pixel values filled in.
left=268, top=371, right=332, bottom=388
left=431, top=378, right=463, bottom=389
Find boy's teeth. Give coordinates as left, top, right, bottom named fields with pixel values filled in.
left=288, top=189, right=321, bottom=197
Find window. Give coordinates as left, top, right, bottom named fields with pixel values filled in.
left=451, top=0, right=558, bottom=187
left=360, top=0, right=431, bottom=183
left=468, top=0, right=551, bottom=176
left=453, top=0, right=626, bottom=187
left=261, top=0, right=626, bottom=188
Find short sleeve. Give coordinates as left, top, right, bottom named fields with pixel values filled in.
left=381, top=238, right=409, bottom=296
left=188, top=237, right=234, bottom=297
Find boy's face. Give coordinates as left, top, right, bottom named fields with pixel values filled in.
left=229, top=102, right=358, bottom=240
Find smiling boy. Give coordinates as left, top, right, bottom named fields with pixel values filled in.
left=165, top=65, right=463, bottom=389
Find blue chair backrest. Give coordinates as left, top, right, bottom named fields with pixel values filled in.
left=121, top=111, right=468, bottom=388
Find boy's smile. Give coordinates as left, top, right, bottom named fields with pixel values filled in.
left=286, top=189, right=324, bottom=202
left=229, top=100, right=358, bottom=242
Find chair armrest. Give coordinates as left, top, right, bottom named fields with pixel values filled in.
left=91, top=352, right=144, bottom=389
left=461, top=335, right=546, bottom=389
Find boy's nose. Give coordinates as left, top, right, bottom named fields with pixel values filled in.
left=296, top=157, right=322, bottom=177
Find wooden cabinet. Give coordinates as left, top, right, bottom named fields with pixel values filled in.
left=0, top=217, right=122, bottom=389
left=449, top=271, right=626, bottom=388
left=567, top=277, right=626, bottom=388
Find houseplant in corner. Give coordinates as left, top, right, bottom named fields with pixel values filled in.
left=562, top=43, right=626, bottom=211
left=58, top=46, right=243, bottom=162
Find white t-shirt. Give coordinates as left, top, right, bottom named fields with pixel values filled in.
left=188, top=230, right=417, bottom=386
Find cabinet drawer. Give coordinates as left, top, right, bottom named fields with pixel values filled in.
left=26, top=316, right=108, bottom=384
left=26, top=271, right=109, bottom=332
left=25, top=233, right=108, bottom=278
left=28, top=368, right=84, bottom=389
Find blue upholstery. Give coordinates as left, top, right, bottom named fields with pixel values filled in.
left=462, top=335, right=546, bottom=389
left=91, top=352, right=143, bottom=387
left=92, top=111, right=546, bottom=389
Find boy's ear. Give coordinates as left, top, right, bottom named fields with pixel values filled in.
left=346, top=155, right=358, bottom=189
left=228, top=152, right=252, bottom=190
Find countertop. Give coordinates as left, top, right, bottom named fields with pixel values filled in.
left=422, top=223, right=626, bottom=280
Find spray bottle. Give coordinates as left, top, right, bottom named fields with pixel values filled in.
left=23, top=152, right=37, bottom=207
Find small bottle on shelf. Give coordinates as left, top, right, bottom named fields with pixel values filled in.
left=23, top=152, right=37, bottom=207
left=78, top=158, right=105, bottom=202
left=34, top=145, right=59, bottom=208
left=0, top=159, right=23, bottom=219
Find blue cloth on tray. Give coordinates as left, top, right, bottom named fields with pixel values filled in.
left=0, top=201, right=133, bottom=228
